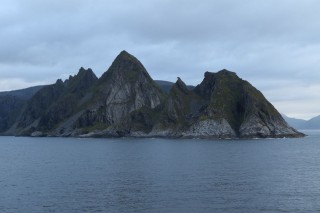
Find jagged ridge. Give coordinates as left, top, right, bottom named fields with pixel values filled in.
left=1, top=51, right=304, bottom=138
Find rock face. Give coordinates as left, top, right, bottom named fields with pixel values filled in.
left=155, top=80, right=195, bottom=93
left=0, top=86, right=43, bottom=134
left=74, top=51, right=165, bottom=136
left=1, top=51, right=304, bottom=138
left=12, top=68, right=98, bottom=136
left=182, top=119, right=236, bottom=138
left=192, top=70, right=301, bottom=138
left=0, top=95, right=25, bottom=133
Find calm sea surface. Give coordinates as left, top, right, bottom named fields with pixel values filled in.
left=1, top=130, right=320, bottom=213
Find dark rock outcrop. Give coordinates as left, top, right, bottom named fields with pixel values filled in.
left=74, top=51, right=166, bottom=136
left=0, top=95, right=25, bottom=133
left=155, top=80, right=195, bottom=93
left=12, top=68, right=97, bottom=135
left=1, top=51, right=304, bottom=138
left=0, top=86, right=44, bottom=134
left=192, top=70, right=301, bottom=138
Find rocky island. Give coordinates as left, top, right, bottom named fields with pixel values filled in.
left=0, top=51, right=303, bottom=138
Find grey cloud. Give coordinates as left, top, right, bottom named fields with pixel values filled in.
left=0, top=0, right=319, bottom=119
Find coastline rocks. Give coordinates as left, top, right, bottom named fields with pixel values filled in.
left=182, top=119, right=236, bottom=138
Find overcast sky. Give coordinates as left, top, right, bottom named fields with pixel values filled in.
left=1, top=0, right=319, bottom=119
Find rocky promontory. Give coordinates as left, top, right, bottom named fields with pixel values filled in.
left=0, top=51, right=304, bottom=138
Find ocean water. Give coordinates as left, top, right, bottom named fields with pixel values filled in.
left=1, top=130, right=320, bottom=212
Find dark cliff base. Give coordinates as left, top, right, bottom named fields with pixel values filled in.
left=14, top=130, right=304, bottom=139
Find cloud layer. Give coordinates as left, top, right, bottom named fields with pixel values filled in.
left=1, top=0, right=319, bottom=119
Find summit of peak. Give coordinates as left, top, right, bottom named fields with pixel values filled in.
left=171, top=77, right=189, bottom=95
left=115, top=50, right=137, bottom=62
left=100, top=50, right=152, bottom=82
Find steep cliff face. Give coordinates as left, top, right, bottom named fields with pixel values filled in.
left=16, top=80, right=66, bottom=132
left=165, top=78, right=193, bottom=124
left=0, top=95, right=25, bottom=133
left=159, top=77, right=207, bottom=133
left=193, top=70, right=301, bottom=138
left=97, top=51, right=164, bottom=111
left=1, top=51, right=303, bottom=138
left=13, top=68, right=98, bottom=135
left=75, top=51, right=165, bottom=135
left=238, top=87, right=298, bottom=137
left=0, top=86, right=44, bottom=134
left=37, top=68, right=98, bottom=132
left=194, top=70, right=247, bottom=130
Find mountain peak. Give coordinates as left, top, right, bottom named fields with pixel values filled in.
left=204, top=69, right=237, bottom=79
left=77, top=67, right=96, bottom=79
left=64, top=67, right=98, bottom=93
left=173, top=77, right=189, bottom=94
left=56, top=79, right=64, bottom=85
left=115, top=50, right=139, bottom=64
left=79, top=66, right=86, bottom=72
left=100, top=50, right=151, bottom=82
left=216, top=69, right=237, bottom=77
left=119, top=50, right=131, bottom=56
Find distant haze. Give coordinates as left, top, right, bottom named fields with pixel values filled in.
left=1, top=0, right=319, bottom=119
